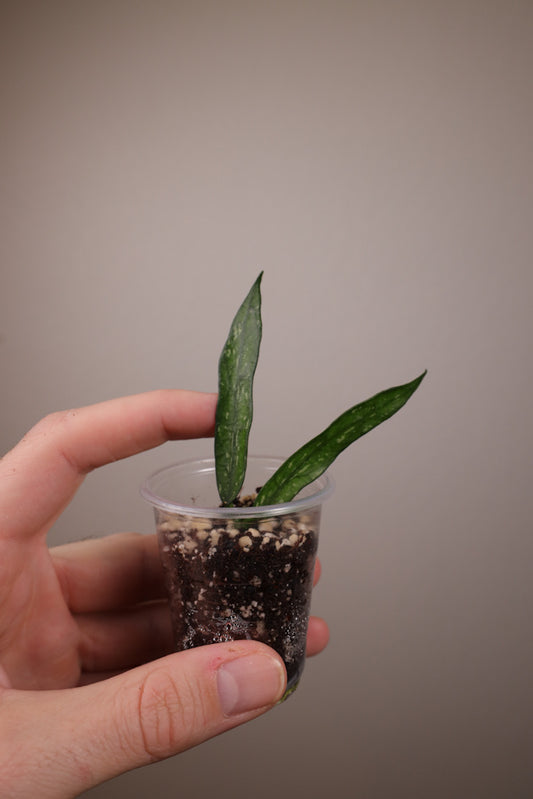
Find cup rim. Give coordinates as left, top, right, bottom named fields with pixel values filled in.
left=140, top=455, right=334, bottom=519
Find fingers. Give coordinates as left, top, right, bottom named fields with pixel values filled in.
left=0, top=642, right=286, bottom=797
left=313, top=557, right=322, bottom=587
left=51, top=533, right=165, bottom=613
left=0, top=390, right=217, bottom=540
left=308, top=558, right=329, bottom=655
left=77, top=602, right=173, bottom=676
left=306, top=616, right=330, bottom=657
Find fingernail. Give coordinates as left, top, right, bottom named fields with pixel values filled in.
left=217, top=654, right=286, bottom=716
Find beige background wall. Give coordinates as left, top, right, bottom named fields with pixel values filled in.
left=2, top=1, right=532, bottom=797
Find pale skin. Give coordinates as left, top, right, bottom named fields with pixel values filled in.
left=0, top=390, right=329, bottom=798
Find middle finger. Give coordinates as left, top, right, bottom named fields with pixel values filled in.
left=52, top=532, right=165, bottom=613
left=77, top=601, right=173, bottom=674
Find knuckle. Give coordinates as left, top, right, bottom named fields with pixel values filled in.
left=33, top=409, right=76, bottom=434
left=26, top=409, right=80, bottom=462
left=134, top=667, right=207, bottom=761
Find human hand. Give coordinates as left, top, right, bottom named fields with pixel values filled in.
left=0, top=391, right=329, bottom=797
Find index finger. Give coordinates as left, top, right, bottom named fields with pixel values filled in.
left=0, top=390, right=217, bottom=540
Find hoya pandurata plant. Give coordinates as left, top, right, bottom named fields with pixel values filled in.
left=215, top=272, right=426, bottom=507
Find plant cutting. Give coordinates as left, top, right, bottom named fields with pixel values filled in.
left=214, top=271, right=425, bottom=506
left=141, top=273, right=426, bottom=697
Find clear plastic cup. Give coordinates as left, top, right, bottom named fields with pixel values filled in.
left=140, top=456, right=333, bottom=698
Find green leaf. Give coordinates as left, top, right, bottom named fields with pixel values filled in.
left=215, top=272, right=263, bottom=505
left=254, top=370, right=427, bottom=506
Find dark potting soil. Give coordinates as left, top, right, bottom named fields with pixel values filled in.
left=157, top=511, right=319, bottom=691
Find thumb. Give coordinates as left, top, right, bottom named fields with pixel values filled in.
left=0, top=642, right=286, bottom=798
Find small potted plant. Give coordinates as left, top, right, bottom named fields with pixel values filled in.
left=141, top=273, right=425, bottom=698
